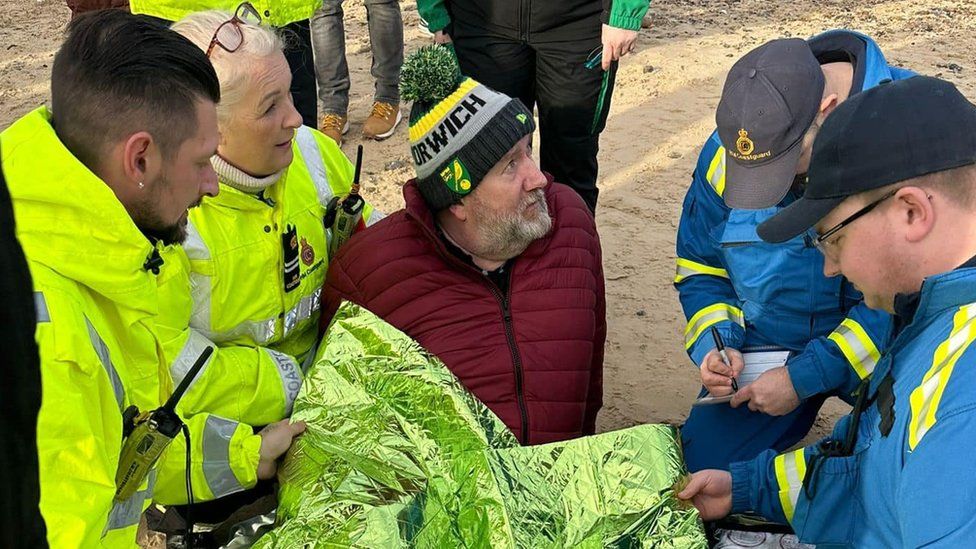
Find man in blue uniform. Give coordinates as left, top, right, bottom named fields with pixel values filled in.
left=675, top=32, right=914, bottom=471
left=680, top=75, right=976, bottom=547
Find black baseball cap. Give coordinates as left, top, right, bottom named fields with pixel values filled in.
left=717, top=38, right=825, bottom=209
left=758, top=76, right=976, bottom=243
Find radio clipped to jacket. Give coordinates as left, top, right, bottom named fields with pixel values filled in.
left=114, top=346, right=213, bottom=501
left=324, top=144, right=366, bottom=258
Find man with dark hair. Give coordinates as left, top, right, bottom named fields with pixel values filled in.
left=674, top=32, right=913, bottom=471
left=1, top=11, right=302, bottom=547
left=680, top=75, right=976, bottom=548
left=0, top=150, right=47, bottom=548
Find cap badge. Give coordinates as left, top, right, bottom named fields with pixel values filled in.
left=736, top=129, right=755, bottom=156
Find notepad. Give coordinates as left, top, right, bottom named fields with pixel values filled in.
left=692, top=349, right=791, bottom=406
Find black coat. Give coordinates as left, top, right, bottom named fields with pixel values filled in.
left=0, top=146, right=47, bottom=548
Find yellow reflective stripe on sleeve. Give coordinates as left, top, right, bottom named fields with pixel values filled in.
left=908, top=303, right=976, bottom=450
left=674, top=258, right=730, bottom=284
left=827, top=318, right=882, bottom=380
left=773, top=448, right=807, bottom=523
left=705, top=147, right=726, bottom=197
left=684, top=303, right=745, bottom=349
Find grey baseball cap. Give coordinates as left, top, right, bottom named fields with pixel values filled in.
left=717, top=38, right=825, bottom=209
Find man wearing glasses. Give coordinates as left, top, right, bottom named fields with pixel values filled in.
left=680, top=74, right=976, bottom=548
left=674, top=32, right=914, bottom=472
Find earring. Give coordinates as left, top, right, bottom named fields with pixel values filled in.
left=138, top=181, right=145, bottom=189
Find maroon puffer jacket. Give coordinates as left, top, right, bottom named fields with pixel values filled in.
left=321, top=179, right=606, bottom=445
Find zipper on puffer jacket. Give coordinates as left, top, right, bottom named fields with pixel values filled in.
left=486, top=271, right=530, bottom=445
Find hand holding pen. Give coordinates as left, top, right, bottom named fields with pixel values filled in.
left=699, top=327, right=744, bottom=396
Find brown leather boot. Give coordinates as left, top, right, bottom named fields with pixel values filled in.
left=362, top=101, right=402, bottom=141
left=319, top=113, right=349, bottom=146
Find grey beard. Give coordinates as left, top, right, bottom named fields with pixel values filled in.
left=470, top=189, right=552, bottom=260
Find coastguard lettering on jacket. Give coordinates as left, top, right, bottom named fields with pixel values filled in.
left=411, top=93, right=487, bottom=165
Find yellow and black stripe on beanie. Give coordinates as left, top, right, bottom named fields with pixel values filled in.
left=401, top=45, right=535, bottom=211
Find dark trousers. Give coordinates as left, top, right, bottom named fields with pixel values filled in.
left=0, top=151, right=47, bottom=548
left=282, top=19, right=318, bottom=128
left=681, top=393, right=829, bottom=472
left=453, top=34, right=616, bottom=213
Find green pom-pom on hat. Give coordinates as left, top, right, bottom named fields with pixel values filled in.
left=400, top=45, right=463, bottom=107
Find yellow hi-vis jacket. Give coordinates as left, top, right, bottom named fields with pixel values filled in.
left=155, top=126, right=376, bottom=429
left=1, top=107, right=262, bottom=547
left=129, top=0, right=322, bottom=27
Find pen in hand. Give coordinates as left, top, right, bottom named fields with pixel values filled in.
left=710, top=326, right=738, bottom=392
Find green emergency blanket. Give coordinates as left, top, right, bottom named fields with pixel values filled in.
left=255, top=304, right=706, bottom=548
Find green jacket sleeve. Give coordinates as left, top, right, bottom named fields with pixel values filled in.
left=417, top=0, right=451, bottom=33
left=602, top=0, right=651, bottom=31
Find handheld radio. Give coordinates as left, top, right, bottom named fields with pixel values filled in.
left=114, top=346, right=213, bottom=501
left=324, top=144, right=366, bottom=258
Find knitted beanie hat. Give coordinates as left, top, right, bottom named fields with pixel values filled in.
left=400, top=45, right=536, bottom=211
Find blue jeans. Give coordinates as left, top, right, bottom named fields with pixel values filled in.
left=310, top=0, right=403, bottom=115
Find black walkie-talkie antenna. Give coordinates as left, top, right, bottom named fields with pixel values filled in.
left=161, top=346, right=213, bottom=413
left=349, top=144, right=363, bottom=197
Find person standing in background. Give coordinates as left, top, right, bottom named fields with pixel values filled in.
left=312, top=0, right=404, bottom=146
left=418, top=0, right=651, bottom=212
left=130, top=1, right=323, bottom=127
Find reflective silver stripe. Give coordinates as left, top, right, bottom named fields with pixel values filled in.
left=209, top=287, right=321, bottom=345
left=184, top=218, right=218, bottom=341
left=103, top=469, right=156, bottom=534
left=706, top=148, right=726, bottom=196
left=828, top=320, right=880, bottom=380
left=300, top=339, right=320, bottom=374
left=295, top=126, right=333, bottom=208
left=34, top=292, right=50, bottom=323
left=683, top=303, right=745, bottom=350
left=183, top=218, right=210, bottom=261
left=774, top=449, right=806, bottom=522
left=203, top=316, right=277, bottom=345
left=283, top=287, right=322, bottom=337
left=266, top=349, right=302, bottom=415
left=170, top=329, right=214, bottom=394
left=365, top=208, right=385, bottom=226
left=908, top=303, right=976, bottom=449
left=85, top=317, right=124, bottom=410
left=203, top=416, right=246, bottom=498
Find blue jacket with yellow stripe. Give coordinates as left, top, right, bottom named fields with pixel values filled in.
left=675, top=30, right=913, bottom=400
left=732, top=266, right=976, bottom=547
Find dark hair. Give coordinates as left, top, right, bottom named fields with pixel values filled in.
left=50, top=10, right=220, bottom=170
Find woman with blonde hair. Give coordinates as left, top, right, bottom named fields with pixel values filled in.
left=152, top=5, right=376, bottom=507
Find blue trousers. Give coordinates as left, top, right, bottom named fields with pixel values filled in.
left=681, top=393, right=829, bottom=472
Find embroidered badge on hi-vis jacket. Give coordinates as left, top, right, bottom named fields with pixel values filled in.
left=300, top=237, right=315, bottom=266
left=440, top=158, right=473, bottom=194
left=736, top=128, right=755, bottom=156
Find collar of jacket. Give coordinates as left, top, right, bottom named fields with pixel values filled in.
left=1, top=106, right=159, bottom=316
left=893, top=255, right=976, bottom=325
left=400, top=173, right=557, bottom=269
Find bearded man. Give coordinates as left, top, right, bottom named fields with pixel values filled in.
left=320, top=47, right=607, bottom=445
